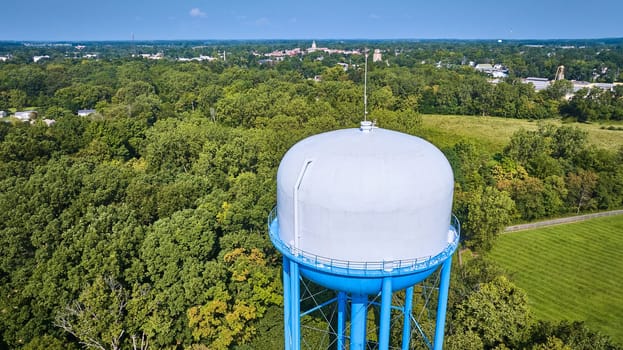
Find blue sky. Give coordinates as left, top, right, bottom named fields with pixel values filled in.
left=1, top=0, right=621, bottom=41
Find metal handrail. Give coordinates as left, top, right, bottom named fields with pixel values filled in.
left=267, top=207, right=460, bottom=275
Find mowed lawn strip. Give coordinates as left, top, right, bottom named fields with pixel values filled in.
left=488, top=215, right=623, bottom=344
left=418, top=114, right=623, bottom=152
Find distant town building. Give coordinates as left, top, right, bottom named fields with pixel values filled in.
left=522, top=77, right=550, bottom=91
left=77, top=109, right=96, bottom=117
left=309, top=40, right=318, bottom=52
left=568, top=81, right=623, bottom=95
left=136, top=53, right=164, bottom=60
left=307, top=40, right=329, bottom=54
left=493, top=70, right=508, bottom=78
left=307, top=41, right=360, bottom=55
left=336, top=62, right=349, bottom=71
left=0, top=55, right=10, bottom=62
left=42, top=119, right=56, bottom=126
left=511, top=77, right=621, bottom=97
left=571, top=80, right=590, bottom=92
left=261, top=41, right=361, bottom=61
left=0, top=111, right=7, bottom=118
left=475, top=63, right=508, bottom=78
left=372, top=49, right=382, bottom=62
left=14, top=111, right=37, bottom=122
left=592, top=82, right=616, bottom=91
left=33, top=55, right=50, bottom=63
left=177, top=55, right=217, bottom=62
left=264, top=47, right=301, bottom=58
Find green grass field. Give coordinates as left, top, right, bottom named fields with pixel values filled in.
left=418, top=114, right=623, bottom=152
left=488, top=215, right=623, bottom=344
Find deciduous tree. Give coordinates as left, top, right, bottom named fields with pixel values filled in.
left=452, top=276, right=532, bottom=348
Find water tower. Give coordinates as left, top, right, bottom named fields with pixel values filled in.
left=268, top=121, right=459, bottom=350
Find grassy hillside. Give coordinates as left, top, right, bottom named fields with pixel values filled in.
left=488, top=215, right=623, bottom=344
left=418, top=114, right=623, bottom=152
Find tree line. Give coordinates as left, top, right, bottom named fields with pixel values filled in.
left=2, top=68, right=623, bottom=125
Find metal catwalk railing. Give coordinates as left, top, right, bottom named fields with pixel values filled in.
left=268, top=207, right=460, bottom=276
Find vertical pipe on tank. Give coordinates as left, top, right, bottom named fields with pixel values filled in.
left=401, top=286, right=414, bottom=350
left=337, top=291, right=347, bottom=350
left=290, top=260, right=301, bottom=350
left=293, top=160, right=313, bottom=250
left=350, top=294, right=368, bottom=350
left=433, top=257, right=453, bottom=350
left=379, top=277, right=393, bottom=350
left=283, top=257, right=292, bottom=350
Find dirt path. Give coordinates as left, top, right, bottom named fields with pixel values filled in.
left=504, top=209, right=623, bottom=233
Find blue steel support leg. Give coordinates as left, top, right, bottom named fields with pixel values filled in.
left=283, top=257, right=292, bottom=350
left=337, top=291, right=347, bottom=350
left=401, top=286, right=414, bottom=350
left=350, top=294, right=368, bottom=350
left=433, top=257, right=453, bottom=350
left=379, top=278, right=393, bottom=350
left=290, top=260, right=301, bottom=350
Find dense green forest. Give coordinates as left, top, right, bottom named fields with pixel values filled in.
left=1, top=40, right=622, bottom=349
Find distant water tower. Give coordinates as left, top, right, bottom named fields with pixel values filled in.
left=268, top=121, right=460, bottom=350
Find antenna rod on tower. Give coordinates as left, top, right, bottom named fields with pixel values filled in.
left=364, top=48, right=368, bottom=122
left=131, top=32, right=136, bottom=56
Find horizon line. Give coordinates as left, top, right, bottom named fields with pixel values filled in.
left=2, top=37, right=623, bottom=43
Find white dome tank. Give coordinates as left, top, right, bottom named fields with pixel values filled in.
left=276, top=122, right=454, bottom=263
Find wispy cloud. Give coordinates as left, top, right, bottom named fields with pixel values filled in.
left=190, top=8, right=207, bottom=18
left=255, top=17, right=270, bottom=26
left=369, top=13, right=381, bottom=19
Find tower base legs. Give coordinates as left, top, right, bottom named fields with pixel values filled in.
left=283, top=257, right=454, bottom=350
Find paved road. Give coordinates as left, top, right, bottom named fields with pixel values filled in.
left=504, top=209, right=623, bottom=233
